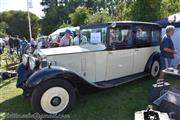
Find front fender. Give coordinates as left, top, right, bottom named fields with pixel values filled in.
left=24, top=66, right=107, bottom=97
left=16, top=63, right=28, bottom=88
left=25, top=66, right=67, bottom=88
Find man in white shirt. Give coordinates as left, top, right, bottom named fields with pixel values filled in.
left=73, top=29, right=87, bottom=45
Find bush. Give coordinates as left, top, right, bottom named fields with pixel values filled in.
left=0, top=32, right=6, bottom=38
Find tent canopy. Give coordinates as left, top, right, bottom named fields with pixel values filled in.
left=49, top=26, right=80, bottom=37
left=155, top=12, right=180, bottom=28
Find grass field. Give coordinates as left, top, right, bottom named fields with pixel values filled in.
left=0, top=76, right=180, bottom=120
left=0, top=49, right=180, bottom=120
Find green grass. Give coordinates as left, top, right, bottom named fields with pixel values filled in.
left=0, top=48, right=19, bottom=70
left=0, top=76, right=180, bottom=120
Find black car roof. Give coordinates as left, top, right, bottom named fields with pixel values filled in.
left=80, top=21, right=160, bottom=29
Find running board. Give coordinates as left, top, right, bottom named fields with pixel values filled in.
left=95, top=73, right=149, bottom=88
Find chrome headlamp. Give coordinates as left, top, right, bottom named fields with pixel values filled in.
left=29, top=56, right=41, bottom=70
left=22, top=54, right=29, bottom=66
left=29, top=56, right=36, bottom=70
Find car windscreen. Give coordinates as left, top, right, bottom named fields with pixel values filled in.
left=80, top=27, right=107, bottom=45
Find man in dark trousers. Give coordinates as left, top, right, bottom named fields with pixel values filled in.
left=14, top=35, right=21, bottom=57
left=8, top=35, right=14, bottom=55
left=20, top=37, right=28, bottom=57
left=8, top=35, right=14, bottom=49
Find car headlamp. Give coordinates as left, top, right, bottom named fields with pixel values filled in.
left=29, top=56, right=41, bottom=70
left=29, top=56, right=36, bottom=70
left=22, top=54, right=29, bottom=66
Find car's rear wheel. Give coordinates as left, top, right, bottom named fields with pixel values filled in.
left=150, top=60, right=160, bottom=78
left=31, top=79, right=76, bottom=116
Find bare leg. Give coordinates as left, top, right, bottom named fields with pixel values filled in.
left=159, top=71, right=165, bottom=80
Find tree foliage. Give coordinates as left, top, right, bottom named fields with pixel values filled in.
left=40, top=0, right=120, bottom=35
left=40, top=0, right=180, bottom=35
left=160, top=0, right=180, bottom=18
left=0, top=11, right=40, bottom=39
left=130, top=0, right=162, bottom=21
left=0, top=21, right=8, bottom=33
left=86, top=11, right=113, bottom=25
left=69, top=7, right=92, bottom=26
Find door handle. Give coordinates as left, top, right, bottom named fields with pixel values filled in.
left=135, top=49, right=139, bottom=51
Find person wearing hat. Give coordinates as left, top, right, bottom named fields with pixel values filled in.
left=158, top=25, right=178, bottom=80
left=60, top=29, right=73, bottom=47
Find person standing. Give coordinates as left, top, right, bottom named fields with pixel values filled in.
left=73, top=29, right=87, bottom=45
left=20, top=37, right=28, bottom=56
left=8, top=35, right=14, bottom=52
left=60, top=29, right=73, bottom=47
left=30, top=38, right=37, bottom=48
left=14, top=35, right=21, bottom=57
left=159, top=25, right=177, bottom=80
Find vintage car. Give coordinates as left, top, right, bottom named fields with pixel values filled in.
left=16, top=21, right=161, bottom=115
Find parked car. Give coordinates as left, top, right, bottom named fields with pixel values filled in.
left=16, top=21, right=161, bottom=115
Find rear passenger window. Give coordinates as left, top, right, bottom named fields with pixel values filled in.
left=134, top=26, right=151, bottom=46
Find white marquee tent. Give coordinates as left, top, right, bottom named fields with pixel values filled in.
left=156, top=13, right=180, bottom=66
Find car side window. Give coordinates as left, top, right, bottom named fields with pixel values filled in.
left=109, top=26, right=131, bottom=49
left=152, top=29, right=160, bottom=45
left=134, top=26, right=151, bottom=46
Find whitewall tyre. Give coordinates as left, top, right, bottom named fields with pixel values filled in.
left=150, top=60, right=160, bottom=78
left=31, top=79, right=76, bottom=115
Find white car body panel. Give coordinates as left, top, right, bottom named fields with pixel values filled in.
left=133, top=46, right=160, bottom=74
left=43, top=44, right=106, bottom=83
left=106, top=49, right=134, bottom=80
left=41, top=45, right=159, bottom=83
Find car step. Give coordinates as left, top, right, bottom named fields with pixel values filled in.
left=95, top=73, right=149, bottom=88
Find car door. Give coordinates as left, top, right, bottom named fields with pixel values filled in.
left=80, top=26, right=108, bottom=83
left=132, top=25, right=152, bottom=74
left=106, top=25, right=134, bottom=80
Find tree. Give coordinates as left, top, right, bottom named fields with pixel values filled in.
left=69, top=7, right=92, bottom=26
left=160, top=0, right=180, bottom=18
left=115, top=1, right=134, bottom=21
left=0, top=22, right=8, bottom=33
left=40, top=0, right=120, bottom=35
left=0, top=11, right=40, bottom=39
left=85, top=11, right=112, bottom=25
left=130, top=0, right=162, bottom=21
left=40, top=0, right=85, bottom=35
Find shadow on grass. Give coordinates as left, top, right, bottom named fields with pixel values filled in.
left=0, top=76, right=178, bottom=120
left=0, top=78, right=16, bottom=89
left=0, top=80, right=13, bottom=89
left=0, top=95, right=31, bottom=114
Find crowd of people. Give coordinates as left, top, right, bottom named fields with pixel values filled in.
left=47, top=29, right=87, bottom=48
left=0, top=35, right=37, bottom=60
left=0, top=28, right=87, bottom=60
left=8, top=35, right=36, bottom=58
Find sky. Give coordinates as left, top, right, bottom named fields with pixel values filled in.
left=0, top=0, right=44, bottom=18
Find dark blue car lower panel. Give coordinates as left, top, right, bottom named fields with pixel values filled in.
left=16, top=63, right=28, bottom=88
left=16, top=63, right=34, bottom=88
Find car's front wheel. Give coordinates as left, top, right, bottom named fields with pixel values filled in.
left=31, top=79, right=76, bottom=116
left=150, top=60, right=160, bottom=78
